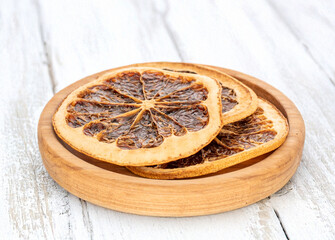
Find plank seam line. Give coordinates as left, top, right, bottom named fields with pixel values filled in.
left=273, top=208, right=290, bottom=240
left=152, top=1, right=184, bottom=61
left=266, top=0, right=335, bottom=88
left=80, top=199, right=94, bottom=240
left=34, top=0, right=57, bottom=94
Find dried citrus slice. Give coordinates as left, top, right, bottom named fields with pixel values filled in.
left=128, top=62, right=258, bottom=124
left=53, top=67, right=224, bottom=166
left=127, top=98, right=289, bottom=179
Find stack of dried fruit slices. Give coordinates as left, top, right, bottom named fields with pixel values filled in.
left=53, top=63, right=289, bottom=179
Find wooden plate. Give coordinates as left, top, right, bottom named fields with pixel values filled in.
left=38, top=66, right=305, bottom=217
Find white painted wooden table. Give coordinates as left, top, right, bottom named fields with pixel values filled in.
left=1, top=0, right=334, bottom=239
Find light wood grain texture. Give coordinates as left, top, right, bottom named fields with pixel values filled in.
left=0, top=1, right=76, bottom=239
left=1, top=0, right=335, bottom=238
left=38, top=66, right=304, bottom=217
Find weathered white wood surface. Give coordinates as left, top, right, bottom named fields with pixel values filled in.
left=0, top=0, right=334, bottom=239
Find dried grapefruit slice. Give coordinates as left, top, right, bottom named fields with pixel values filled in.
left=53, top=67, right=224, bottom=166
left=128, top=62, right=258, bottom=124
left=127, top=98, right=289, bottom=179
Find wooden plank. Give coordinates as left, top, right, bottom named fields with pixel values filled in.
left=162, top=0, right=335, bottom=238
left=0, top=1, right=78, bottom=239
left=35, top=0, right=288, bottom=238
left=268, top=0, right=335, bottom=86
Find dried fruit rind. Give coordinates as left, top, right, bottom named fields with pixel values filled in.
left=53, top=67, right=223, bottom=166
left=127, top=98, right=289, bottom=179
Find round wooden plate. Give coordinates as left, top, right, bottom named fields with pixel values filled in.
left=38, top=66, right=305, bottom=217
